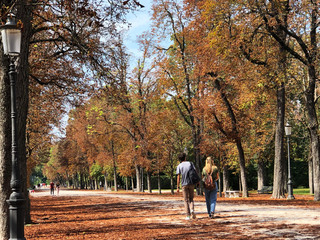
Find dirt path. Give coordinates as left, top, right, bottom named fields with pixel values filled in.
left=26, top=189, right=320, bottom=239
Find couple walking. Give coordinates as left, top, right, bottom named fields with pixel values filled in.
left=176, top=153, right=219, bottom=220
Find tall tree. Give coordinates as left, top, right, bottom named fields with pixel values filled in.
left=152, top=0, right=203, bottom=192
left=239, top=0, right=320, bottom=201
left=0, top=0, right=145, bottom=236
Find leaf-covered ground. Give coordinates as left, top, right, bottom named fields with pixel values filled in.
left=25, top=190, right=320, bottom=239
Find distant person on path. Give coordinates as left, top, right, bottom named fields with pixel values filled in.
left=56, top=182, right=60, bottom=195
left=50, top=181, right=55, bottom=195
left=202, top=157, right=219, bottom=218
left=176, top=152, right=198, bottom=220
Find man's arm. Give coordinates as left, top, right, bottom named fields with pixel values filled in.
left=177, top=174, right=180, bottom=193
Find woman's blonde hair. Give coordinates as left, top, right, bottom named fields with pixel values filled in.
left=204, top=156, right=214, bottom=174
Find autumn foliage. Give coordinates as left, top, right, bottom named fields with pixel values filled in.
left=23, top=0, right=320, bottom=201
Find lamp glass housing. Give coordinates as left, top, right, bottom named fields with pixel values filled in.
left=1, top=16, right=21, bottom=56
left=285, top=123, right=292, bottom=136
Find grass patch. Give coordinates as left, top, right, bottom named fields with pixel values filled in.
left=293, top=188, right=312, bottom=195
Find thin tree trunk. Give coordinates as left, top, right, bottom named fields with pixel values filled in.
left=104, top=172, right=108, bottom=191
left=113, top=165, right=118, bottom=192
left=308, top=155, right=314, bottom=194
left=306, top=5, right=320, bottom=202
left=213, top=78, right=248, bottom=197
left=223, top=166, right=230, bottom=193
left=308, top=113, right=320, bottom=200
left=236, top=139, right=248, bottom=197
left=192, top=125, right=202, bottom=195
left=111, top=141, right=118, bottom=192
left=305, top=66, right=320, bottom=201
left=125, top=177, right=128, bottom=191
left=257, top=159, right=266, bottom=190
left=131, top=176, right=134, bottom=192
left=135, top=164, right=141, bottom=192
left=218, top=171, right=222, bottom=197
left=158, top=171, right=161, bottom=194
left=272, top=84, right=286, bottom=199
left=141, top=167, right=144, bottom=192
left=147, top=171, right=152, bottom=193
left=170, top=151, right=174, bottom=195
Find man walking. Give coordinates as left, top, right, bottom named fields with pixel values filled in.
left=176, top=152, right=198, bottom=220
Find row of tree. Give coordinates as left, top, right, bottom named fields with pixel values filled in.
left=42, top=0, right=319, bottom=201
left=0, top=0, right=143, bottom=238
left=0, top=0, right=319, bottom=238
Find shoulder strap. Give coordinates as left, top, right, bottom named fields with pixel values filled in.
left=190, top=162, right=195, bottom=170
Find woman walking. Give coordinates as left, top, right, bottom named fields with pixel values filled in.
left=202, top=157, right=219, bottom=218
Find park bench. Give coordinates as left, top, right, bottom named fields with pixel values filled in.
left=225, top=190, right=240, bottom=198
left=257, top=186, right=273, bottom=194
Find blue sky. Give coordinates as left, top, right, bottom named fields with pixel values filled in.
left=124, top=0, right=153, bottom=62
left=52, top=1, right=155, bottom=138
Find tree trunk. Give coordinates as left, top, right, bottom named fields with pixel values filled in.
left=111, top=141, right=118, bottom=191
left=306, top=6, right=320, bottom=202
left=306, top=94, right=320, bottom=200
left=74, top=173, right=79, bottom=189
left=213, top=78, right=248, bottom=197
left=236, top=139, right=248, bottom=197
left=80, top=173, right=85, bottom=189
left=307, top=146, right=314, bottom=194
left=141, top=167, right=144, bottom=192
left=308, top=156, right=314, bottom=194
left=223, top=166, right=230, bottom=193
left=125, top=177, right=128, bottom=191
left=305, top=64, right=320, bottom=200
left=257, top=159, right=266, bottom=190
left=218, top=172, right=222, bottom=197
left=104, top=172, right=108, bottom=191
left=113, top=165, right=118, bottom=192
left=158, top=171, right=161, bottom=194
left=66, top=172, right=71, bottom=188
left=192, top=125, right=202, bottom=195
left=272, top=84, right=286, bottom=199
left=131, top=176, right=134, bottom=192
left=170, top=163, right=174, bottom=195
left=135, top=164, right=141, bottom=192
left=147, top=171, right=152, bottom=193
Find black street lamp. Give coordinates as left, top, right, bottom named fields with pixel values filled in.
left=285, top=122, right=295, bottom=200
left=0, top=13, right=25, bottom=239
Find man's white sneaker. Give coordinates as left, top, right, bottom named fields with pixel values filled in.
left=185, top=215, right=191, bottom=220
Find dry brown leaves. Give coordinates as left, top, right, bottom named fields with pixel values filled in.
left=25, top=191, right=320, bottom=240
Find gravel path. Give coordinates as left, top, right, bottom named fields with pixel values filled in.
left=31, top=188, right=320, bottom=239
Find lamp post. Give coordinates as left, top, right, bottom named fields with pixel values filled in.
left=285, top=122, right=295, bottom=200
left=0, top=13, right=25, bottom=239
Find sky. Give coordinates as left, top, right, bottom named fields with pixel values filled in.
left=124, top=0, right=153, bottom=62
left=52, top=1, right=154, bottom=138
